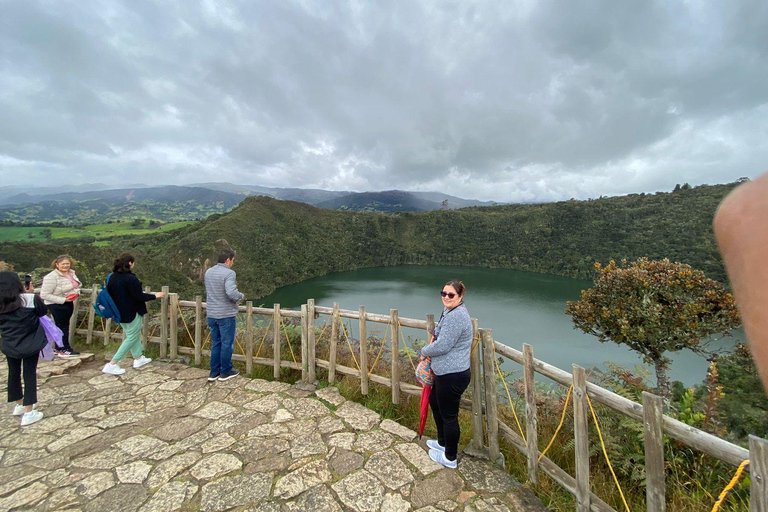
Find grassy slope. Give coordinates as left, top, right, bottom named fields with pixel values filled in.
left=0, top=220, right=194, bottom=242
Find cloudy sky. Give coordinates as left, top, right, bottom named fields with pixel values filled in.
left=1, top=1, right=767, bottom=202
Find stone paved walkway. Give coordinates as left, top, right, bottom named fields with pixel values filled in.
left=0, top=354, right=548, bottom=512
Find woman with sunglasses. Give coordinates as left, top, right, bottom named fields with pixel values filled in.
left=421, top=280, right=473, bottom=468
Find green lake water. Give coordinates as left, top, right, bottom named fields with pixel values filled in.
left=258, top=265, right=741, bottom=387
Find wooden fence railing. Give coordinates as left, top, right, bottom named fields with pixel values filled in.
left=67, top=288, right=767, bottom=512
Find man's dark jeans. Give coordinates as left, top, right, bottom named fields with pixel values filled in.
left=208, top=316, right=236, bottom=376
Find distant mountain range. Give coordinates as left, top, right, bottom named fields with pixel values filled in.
left=0, top=185, right=243, bottom=206
left=189, top=183, right=495, bottom=210
left=0, top=183, right=496, bottom=223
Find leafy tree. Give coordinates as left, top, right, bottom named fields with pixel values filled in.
left=565, top=258, right=740, bottom=396
left=709, top=344, right=768, bottom=440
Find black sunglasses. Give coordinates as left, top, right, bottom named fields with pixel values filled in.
left=440, top=291, right=457, bottom=299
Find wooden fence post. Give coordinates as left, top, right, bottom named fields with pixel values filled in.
left=169, top=293, right=179, bottom=359
left=329, top=302, right=339, bottom=384
left=86, top=284, right=97, bottom=345
left=307, top=299, right=316, bottom=383
left=160, top=285, right=169, bottom=358
left=273, top=304, right=280, bottom=379
left=573, top=365, right=590, bottom=512
left=69, top=295, right=80, bottom=346
left=468, top=318, right=484, bottom=452
left=751, top=435, right=768, bottom=512
left=359, top=305, right=368, bottom=396
left=481, top=328, right=501, bottom=464
left=643, top=392, right=666, bottom=512
left=301, top=304, right=308, bottom=382
left=245, top=301, right=253, bottom=375
left=194, top=296, right=202, bottom=366
left=523, top=343, right=539, bottom=484
left=142, top=285, right=151, bottom=350
left=391, top=309, right=400, bottom=405
left=104, top=318, right=111, bottom=346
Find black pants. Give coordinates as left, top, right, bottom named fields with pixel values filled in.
left=48, top=302, right=74, bottom=350
left=6, top=354, right=39, bottom=406
left=429, top=368, right=471, bottom=461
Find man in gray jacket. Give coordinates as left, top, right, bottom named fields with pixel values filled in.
left=204, top=249, right=245, bottom=382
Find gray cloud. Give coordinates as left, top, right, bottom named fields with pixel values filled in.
left=1, top=0, right=766, bottom=201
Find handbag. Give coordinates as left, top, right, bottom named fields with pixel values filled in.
left=415, top=333, right=436, bottom=386
left=39, top=315, right=64, bottom=361
left=416, top=357, right=434, bottom=386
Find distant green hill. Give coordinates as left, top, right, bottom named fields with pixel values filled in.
left=0, top=182, right=739, bottom=299
left=0, top=186, right=246, bottom=224
left=316, top=190, right=442, bottom=212
left=315, top=190, right=495, bottom=212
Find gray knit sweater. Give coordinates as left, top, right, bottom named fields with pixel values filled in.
left=204, top=263, right=244, bottom=319
left=421, top=303, right=472, bottom=375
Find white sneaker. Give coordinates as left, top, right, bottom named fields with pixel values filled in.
left=426, top=439, right=445, bottom=452
left=133, top=356, right=152, bottom=369
left=102, top=363, right=126, bottom=375
left=21, top=410, right=44, bottom=426
left=12, top=404, right=35, bottom=416
left=429, top=448, right=457, bottom=468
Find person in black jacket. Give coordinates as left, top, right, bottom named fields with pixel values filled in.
left=102, top=253, right=165, bottom=375
left=0, top=271, right=46, bottom=426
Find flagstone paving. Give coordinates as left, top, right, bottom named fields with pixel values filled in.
left=0, top=354, right=549, bottom=511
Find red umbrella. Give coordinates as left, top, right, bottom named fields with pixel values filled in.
left=416, top=333, right=436, bottom=439
left=418, top=383, right=432, bottom=439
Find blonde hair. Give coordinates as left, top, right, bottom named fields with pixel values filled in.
left=51, top=255, right=75, bottom=270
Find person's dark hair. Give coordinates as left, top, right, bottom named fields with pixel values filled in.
left=0, top=271, right=24, bottom=314
left=217, top=249, right=236, bottom=264
left=113, top=253, right=135, bottom=273
left=444, top=280, right=466, bottom=297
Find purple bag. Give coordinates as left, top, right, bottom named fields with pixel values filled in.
left=39, top=315, right=64, bottom=361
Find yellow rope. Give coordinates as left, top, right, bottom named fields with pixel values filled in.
left=254, top=316, right=274, bottom=359
left=369, top=320, right=391, bottom=372
left=397, top=320, right=417, bottom=371
left=177, top=307, right=195, bottom=344
left=539, top=385, right=573, bottom=462
left=471, top=334, right=481, bottom=357
left=77, top=312, right=88, bottom=330
left=494, top=354, right=527, bottom=442
left=711, top=460, right=750, bottom=512
left=338, top=320, right=361, bottom=370
left=279, top=317, right=299, bottom=365
left=315, top=317, right=330, bottom=346
left=586, top=395, right=631, bottom=512
left=202, top=329, right=211, bottom=350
